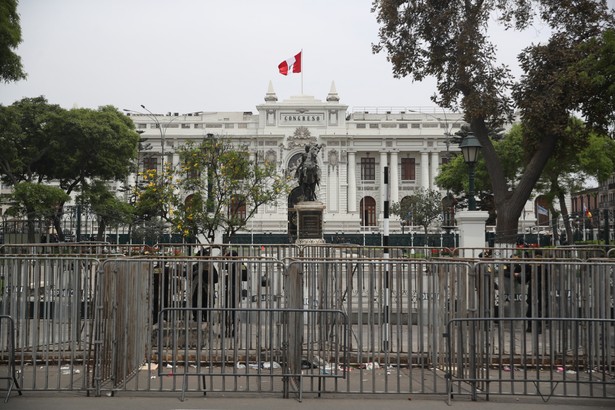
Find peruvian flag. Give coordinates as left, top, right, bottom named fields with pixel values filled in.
left=278, top=51, right=302, bottom=75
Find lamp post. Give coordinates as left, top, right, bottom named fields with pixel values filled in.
left=124, top=107, right=180, bottom=243
left=124, top=106, right=180, bottom=176
left=459, top=132, right=482, bottom=211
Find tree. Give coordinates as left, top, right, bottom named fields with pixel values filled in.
left=574, top=28, right=615, bottom=137
left=436, top=124, right=526, bottom=225
left=0, top=97, right=64, bottom=185
left=549, top=122, right=615, bottom=244
left=80, top=180, right=135, bottom=242
left=0, top=98, right=140, bottom=241
left=0, top=0, right=26, bottom=83
left=134, top=135, right=292, bottom=244
left=5, top=182, right=69, bottom=242
left=390, top=187, right=443, bottom=237
left=37, top=105, right=139, bottom=239
left=131, top=166, right=173, bottom=244
left=437, top=120, right=615, bottom=245
left=373, top=0, right=615, bottom=250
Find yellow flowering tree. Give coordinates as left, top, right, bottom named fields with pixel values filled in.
left=134, top=134, right=292, bottom=244
left=171, top=135, right=292, bottom=243
left=132, top=162, right=176, bottom=243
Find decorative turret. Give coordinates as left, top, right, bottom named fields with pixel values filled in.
left=326, top=81, right=340, bottom=102
left=264, top=80, right=278, bottom=102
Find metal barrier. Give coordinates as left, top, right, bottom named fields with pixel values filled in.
left=0, top=242, right=122, bottom=256
left=475, top=258, right=614, bottom=323
left=445, top=318, right=615, bottom=403
left=91, top=256, right=287, bottom=395
left=88, top=254, right=614, bottom=398
left=154, top=307, right=348, bottom=402
left=0, top=246, right=613, bottom=400
left=0, top=315, right=21, bottom=402
left=0, top=255, right=99, bottom=392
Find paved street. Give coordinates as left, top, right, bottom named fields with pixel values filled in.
left=5, top=392, right=614, bottom=410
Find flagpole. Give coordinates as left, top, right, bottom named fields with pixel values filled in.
left=301, top=49, right=304, bottom=95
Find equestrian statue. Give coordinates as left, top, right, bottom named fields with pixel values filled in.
left=294, top=143, right=322, bottom=201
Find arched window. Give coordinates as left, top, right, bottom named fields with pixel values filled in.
left=360, top=196, right=377, bottom=226
left=441, top=193, right=456, bottom=228
left=229, top=195, right=246, bottom=220
left=287, top=152, right=304, bottom=178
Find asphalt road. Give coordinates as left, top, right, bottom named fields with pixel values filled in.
left=5, top=392, right=614, bottom=410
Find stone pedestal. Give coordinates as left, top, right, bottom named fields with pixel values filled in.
left=294, top=201, right=326, bottom=245
left=456, top=210, right=489, bottom=258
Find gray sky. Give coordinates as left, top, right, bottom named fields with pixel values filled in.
left=0, top=0, right=583, bottom=114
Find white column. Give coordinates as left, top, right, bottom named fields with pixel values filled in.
left=172, top=153, right=181, bottom=197
left=347, top=151, right=357, bottom=213
left=421, top=151, right=430, bottom=189
left=390, top=151, right=399, bottom=203
left=430, top=151, right=439, bottom=189
left=127, top=173, right=136, bottom=189
left=380, top=152, right=388, bottom=206
left=328, top=163, right=338, bottom=212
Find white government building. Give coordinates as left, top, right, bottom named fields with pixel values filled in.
left=124, top=81, right=539, bottom=241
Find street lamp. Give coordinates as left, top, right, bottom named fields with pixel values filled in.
left=459, top=132, right=482, bottom=211
left=124, top=106, right=181, bottom=243
left=124, top=106, right=180, bottom=175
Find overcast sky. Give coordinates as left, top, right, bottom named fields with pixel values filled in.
left=3, top=0, right=609, bottom=115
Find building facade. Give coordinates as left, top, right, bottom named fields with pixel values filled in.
left=124, top=82, right=466, bottom=239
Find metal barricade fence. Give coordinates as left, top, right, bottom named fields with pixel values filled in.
left=89, top=255, right=474, bottom=396
left=282, top=258, right=475, bottom=395
left=0, top=255, right=99, bottom=392
left=0, top=247, right=613, bottom=399
left=91, top=256, right=287, bottom=395
left=0, top=315, right=22, bottom=402
left=474, top=258, right=614, bottom=325
left=153, top=307, right=348, bottom=402
left=445, top=318, right=615, bottom=403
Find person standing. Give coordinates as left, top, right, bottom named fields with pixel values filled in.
left=525, top=251, right=548, bottom=333
left=191, top=249, right=218, bottom=326
left=223, top=250, right=248, bottom=337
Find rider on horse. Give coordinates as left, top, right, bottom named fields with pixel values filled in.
left=295, top=143, right=322, bottom=201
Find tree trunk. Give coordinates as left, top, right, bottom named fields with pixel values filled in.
left=97, top=220, right=106, bottom=242
left=52, top=213, right=65, bottom=241
left=27, top=217, right=37, bottom=243
left=471, top=118, right=558, bottom=254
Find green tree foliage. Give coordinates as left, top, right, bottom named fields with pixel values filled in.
left=134, top=135, right=292, bottom=244
left=373, top=0, right=615, bottom=247
left=390, top=187, right=443, bottom=236
left=6, top=182, right=69, bottom=242
left=0, top=0, right=26, bottom=83
left=0, top=97, right=64, bottom=184
left=573, top=28, right=615, bottom=137
left=539, top=119, right=615, bottom=244
left=0, top=97, right=140, bottom=240
left=437, top=121, right=615, bottom=244
left=80, top=180, right=135, bottom=241
left=436, top=125, right=525, bottom=225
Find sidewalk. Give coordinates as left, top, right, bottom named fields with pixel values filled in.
left=4, top=392, right=614, bottom=410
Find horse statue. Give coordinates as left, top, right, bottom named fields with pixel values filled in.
left=294, top=143, right=322, bottom=201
